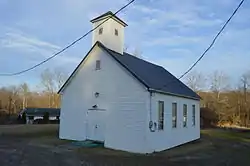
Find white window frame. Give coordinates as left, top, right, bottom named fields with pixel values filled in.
left=158, top=101, right=164, bottom=130
left=183, top=104, right=187, bottom=128
left=172, top=103, right=177, bottom=128
left=192, top=105, right=196, bottom=126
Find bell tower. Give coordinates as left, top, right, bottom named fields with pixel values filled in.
left=90, top=11, right=127, bottom=54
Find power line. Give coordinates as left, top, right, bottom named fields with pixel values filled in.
left=0, top=0, right=135, bottom=76
left=159, top=0, right=245, bottom=90
left=178, top=0, right=245, bottom=80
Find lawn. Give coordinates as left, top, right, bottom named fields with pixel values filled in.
left=0, top=125, right=250, bottom=166
left=0, top=124, right=59, bottom=137
left=201, top=128, right=250, bottom=142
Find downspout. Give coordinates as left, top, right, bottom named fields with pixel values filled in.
left=149, top=92, right=152, bottom=122
left=149, top=91, right=156, bottom=132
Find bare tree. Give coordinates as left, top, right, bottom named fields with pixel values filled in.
left=54, top=69, right=68, bottom=90
left=239, top=71, right=250, bottom=126
left=40, top=68, right=68, bottom=108
left=54, top=69, right=68, bottom=108
left=208, top=71, right=230, bottom=123
left=6, top=86, right=20, bottom=115
left=240, top=71, right=250, bottom=93
left=185, top=71, right=206, bottom=92
left=209, top=71, right=230, bottom=100
left=19, top=83, right=29, bottom=109
left=41, top=69, right=56, bottom=108
left=0, top=88, right=12, bottom=111
left=0, top=100, right=2, bottom=109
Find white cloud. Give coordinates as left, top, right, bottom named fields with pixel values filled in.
left=131, top=4, right=163, bottom=14
left=167, top=48, right=193, bottom=56
left=60, top=0, right=127, bottom=20
left=143, top=35, right=203, bottom=47
left=130, top=1, right=223, bottom=28
left=0, top=30, right=80, bottom=65
left=1, top=32, right=60, bottom=51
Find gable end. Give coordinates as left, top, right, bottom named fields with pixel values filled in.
left=58, top=42, right=99, bottom=94
left=58, top=41, right=149, bottom=94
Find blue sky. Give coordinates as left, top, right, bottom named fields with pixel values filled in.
left=0, top=0, right=249, bottom=90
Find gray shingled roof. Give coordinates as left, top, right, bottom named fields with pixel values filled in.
left=58, top=42, right=200, bottom=100
left=100, top=44, right=200, bottom=100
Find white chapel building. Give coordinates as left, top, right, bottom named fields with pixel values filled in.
left=58, top=11, right=201, bottom=153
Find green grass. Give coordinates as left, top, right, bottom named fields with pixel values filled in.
left=0, top=124, right=59, bottom=138
left=201, top=129, right=250, bottom=142
left=2, top=124, right=250, bottom=159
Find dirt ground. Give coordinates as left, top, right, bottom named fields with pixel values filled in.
left=0, top=125, right=250, bottom=166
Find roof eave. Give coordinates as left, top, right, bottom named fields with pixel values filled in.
left=148, top=88, right=201, bottom=101
left=90, top=14, right=127, bottom=27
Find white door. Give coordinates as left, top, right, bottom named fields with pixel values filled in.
left=86, top=109, right=106, bottom=142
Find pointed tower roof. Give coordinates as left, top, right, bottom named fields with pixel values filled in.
left=90, top=11, right=127, bottom=27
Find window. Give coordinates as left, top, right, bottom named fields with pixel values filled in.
left=172, top=103, right=177, bottom=128
left=99, top=27, right=103, bottom=35
left=115, top=29, right=118, bottom=36
left=95, top=60, right=101, bottom=70
left=192, top=105, right=196, bottom=126
left=158, top=101, right=164, bottom=130
left=183, top=104, right=187, bottom=127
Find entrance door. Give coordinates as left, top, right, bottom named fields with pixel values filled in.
left=86, top=109, right=106, bottom=142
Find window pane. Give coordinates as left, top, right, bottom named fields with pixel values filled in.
left=158, top=101, right=164, bottom=130
left=96, top=60, right=101, bottom=70
left=183, top=104, right=187, bottom=127
left=172, top=103, right=177, bottom=128
left=99, top=28, right=103, bottom=35
left=115, top=29, right=118, bottom=36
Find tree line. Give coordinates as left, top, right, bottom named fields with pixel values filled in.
left=1, top=67, right=250, bottom=127
left=185, top=70, right=250, bottom=127
left=0, top=68, right=68, bottom=115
